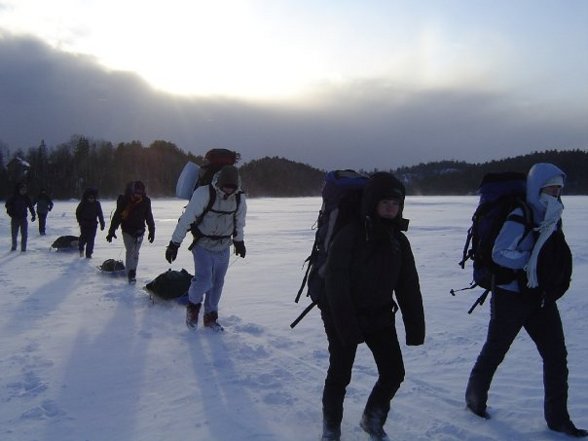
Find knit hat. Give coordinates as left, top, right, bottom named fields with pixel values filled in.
left=360, top=172, right=409, bottom=230
left=541, top=175, right=565, bottom=188
left=217, top=165, right=239, bottom=188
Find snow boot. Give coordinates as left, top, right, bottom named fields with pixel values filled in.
left=465, top=378, right=491, bottom=419
left=186, top=302, right=201, bottom=329
left=203, top=311, right=224, bottom=332
left=321, top=419, right=341, bottom=441
left=128, top=269, right=136, bottom=284
left=548, top=421, right=588, bottom=438
left=360, top=410, right=390, bottom=441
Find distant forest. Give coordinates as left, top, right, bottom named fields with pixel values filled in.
left=0, top=136, right=586, bottom=199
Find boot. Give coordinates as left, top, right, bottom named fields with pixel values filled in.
left=186, top=302, right=201, bottom=329
left=203, top=311, right=224, bottom=332
left=321, top=419, right=341, bottom=441
left=465, top=375, right=491, bottom=419
left=360, top=409, right=390, bottom=441
left=128, top=269, right=136, bottom=284
left=549, top=420, right=588, bottom=438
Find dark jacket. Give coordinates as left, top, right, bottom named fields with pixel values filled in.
left=109, top=194, right=155, bottom=238
left=324, top=172, right=425, bottom=347
left=35, top=192, right=54, bottom=215
left=5, top=186, right=35, bottom=220
left=76, top=189, right=105, bottom=229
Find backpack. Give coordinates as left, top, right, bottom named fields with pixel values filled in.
left=291, top=169, right=369, bottom=328
left=184, top=149, right=242, bottom=250
left=145, top=269, right=193, bottom=301
left=99, top=259, right=125, bottom=272
left=176, top=149, right=239, bottom=200
left=51, top=235, right=80, bottom=250
left=452, top=172, right=534, bottom=312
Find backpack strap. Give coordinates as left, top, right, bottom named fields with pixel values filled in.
left=188, top=185, right=242, bottom=250
left=507, top=199, right=534, bottom=247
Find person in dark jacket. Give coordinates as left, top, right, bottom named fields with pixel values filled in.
left=76, top=188, right=105, bottom=258
left=465, top=163, right=587, bottom=437
left=320, top=172, right=425, bottom=441
left=34, top=188, right=54, bottom=235
left=5, top=182, right=36, bottom=252
left=106, top=181, right=155, bottom=283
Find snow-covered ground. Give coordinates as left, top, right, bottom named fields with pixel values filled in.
left=1, top=196, right=586, bottom=441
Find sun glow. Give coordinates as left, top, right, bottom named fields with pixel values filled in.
left=1, top=0, right=326, bottom=100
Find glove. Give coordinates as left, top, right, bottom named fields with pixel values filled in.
left=166, top=241, right=180, bottom=263
left=233, top=240, right=246, bottom=258
left=100, top=223, right=105, bottom=231
left=148, top=230, right=155, bottom=243
left=106, top=232, right=117, bottom=242
left=31, top=215, right=36, bottom=222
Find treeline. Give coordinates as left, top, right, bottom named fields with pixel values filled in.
left=395, top=149, right=588, bottom=195
left=0, top=137, right=199, bottom=199
left=1, top=137, right=587, bottom=199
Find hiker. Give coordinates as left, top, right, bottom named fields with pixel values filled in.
left=5, top=182, right=36, bottom=252
left=34, top=188, right=54, bottom=235
left=465, top=163, right=587, bottom=438
left=320, top=172, right=425, bottom=441
left=165, top=165, right=247, bottom=331
left=106, top=181, right=155, bottom=283
left=76, top=188, right=105, bottom=258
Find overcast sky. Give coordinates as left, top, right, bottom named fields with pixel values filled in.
left=1, top=0, right=587, bottom=170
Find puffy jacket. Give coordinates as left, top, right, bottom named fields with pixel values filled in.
left=492, top=163, right=566, bottom=293
left=171, top=174, right=246, bottom=252
left=6, top=191, right=35, bottom=220
left=109, top=194, right=155, bottom=238
left=35, top=193, right=54, bottom=215
left=76, top=200, right=105, bottom=229
left=324, top=172, right=425, bottom=347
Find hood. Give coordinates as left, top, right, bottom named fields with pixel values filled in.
left=360, top=172, right=408, bottom=231
left=213, top=165, right=242, bottom=194
left=82, top=188, right=98, bottom=200
left=526, top=163, right=566, bottom=223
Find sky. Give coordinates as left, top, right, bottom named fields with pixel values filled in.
left=0, top=0, right=587, bottom=170
left=1, top=197, right=587, bottom=440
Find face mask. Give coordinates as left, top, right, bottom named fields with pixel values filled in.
left=539, top=192, right=557, bottom=208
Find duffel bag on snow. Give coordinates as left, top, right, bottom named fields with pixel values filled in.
left=51, top=235, right=79, bottom=250
left=145, top=269, right=193, bottom=300
left=99, top=259, right=125, bottom=272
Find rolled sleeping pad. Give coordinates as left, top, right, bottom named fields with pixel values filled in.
left=175, top=161, right=200, bottom=199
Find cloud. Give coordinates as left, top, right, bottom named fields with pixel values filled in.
left=1, top=33, right=586, bottom=170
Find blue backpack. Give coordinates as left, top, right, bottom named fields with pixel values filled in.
left=453, top=172, right=533, bottom=312
left=291, top=170, right=369, bottom=328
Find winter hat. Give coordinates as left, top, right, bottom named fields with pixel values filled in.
left=217, top=165, right=239, bottom=188
left=541, top=175, right=565, bottom=189
left=126, top=180, right=146, bottom=196
left=360, top=172, right=408, bottom=229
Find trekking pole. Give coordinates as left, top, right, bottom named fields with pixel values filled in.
left=290, top=302, right=316, bottom=329
left=467, top=289, right=490, bottom=314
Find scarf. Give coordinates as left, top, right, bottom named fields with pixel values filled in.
left=121, top=196, right=142, bottom=221
left=526, top=194, right=564, bottom=288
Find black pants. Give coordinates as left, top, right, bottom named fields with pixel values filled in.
left=11, top=217, right=28, bottom=251
left=79, top=224, right=98, bottom=257
left=38, top=213, right=48, bottom=234
left=466, top=289, right=570, bottom=426
left=321, top=310, right=405, bottom=426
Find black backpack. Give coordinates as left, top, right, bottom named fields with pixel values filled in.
left=453, top=172, right=534, bottom=312
left=145, top=269, right=193, bottom=301
left=51, top=235, right=80, bottom=250
left=99, top=259, right=125, bottom=272
left=291, top=170, right=369, bottom=328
